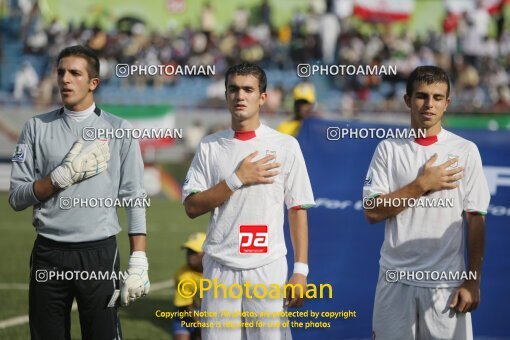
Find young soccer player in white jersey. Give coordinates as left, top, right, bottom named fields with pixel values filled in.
left=9, top=45, right=149, bottom=339
left=363, top=66, right=490, bottom=339
left=183, top=63, right=315, bottom=340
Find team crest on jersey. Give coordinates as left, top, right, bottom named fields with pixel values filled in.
left=12, top=144, right=27, bottom=162
left=266, top=150, right=276, bottom=163
left=448, top=154, right=459, bottom=168
left=364, top=170, right=373, bottom=187
left=239, top=225, right=268, bottom=253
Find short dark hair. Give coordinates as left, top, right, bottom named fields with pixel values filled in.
left=406, top=66, right=450, bottom=98
left=57, top=45, right=100, bottom=79
left=225, top=63, right=267, bottom=93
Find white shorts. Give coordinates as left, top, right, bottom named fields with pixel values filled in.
left=201, top=254, right=292, bottom=340
left=372, top=269, right=473, bottom=340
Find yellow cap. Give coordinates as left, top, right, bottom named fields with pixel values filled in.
left=182, top=232, right=206, bottom=253
left=293, top=82, right=316, bottom=103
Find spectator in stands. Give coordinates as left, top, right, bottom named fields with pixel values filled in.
left=233, top=6, right=250, bottom=34
left=456, top=60, right=486, bottom=109
left=200, top=2, right=215, bottom=40
left=277, top=82, right=316, bottom=137
left=459, top=4, right=490, bottom=67
left=493, top=85, right=510, bottom=112
left=46, top=18, right=67, bottom=46
left=25, top=20, right=48, bottom=54
left=3, top=1, right=509, bottom=113
left=13, top=61, right=39, bottom=101
left=319, top=7, right=340, bottom=64
left=259, top=0, right=273, bottom=28
left=35, top=66, right=58, bottom=107
left=442, top=10, right=459, bottom=55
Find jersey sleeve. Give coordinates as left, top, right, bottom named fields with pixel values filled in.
left=118, top=121, right=147, bottom=235
left=463, top=143, right=491, bottom=215
left=182, top=141, right=212, bottom=203
left=284, top=138, right=315, bottom=210
left=363, top=141, right=390, bottom=199
left=9, top=118, right=41, bottom=211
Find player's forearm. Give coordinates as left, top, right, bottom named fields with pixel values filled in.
left=184, top=181, right=234, bottom=218
left=126, top=204, right=147, bottom=235
left=129, top=235, right=146, bottom=253
left=9, top=178, right=48, bottom=211
left=288, top=209, right=309, bottom=264
left=465, top=214, right=485, bottom=283
left=33, top=175, right=60, bottom=201
left=364, top=177, right=427, bottom=224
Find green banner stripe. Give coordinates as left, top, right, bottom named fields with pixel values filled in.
left=101, top=105, right=173, bottom=119
left=444, top=115, right=510, bottom=130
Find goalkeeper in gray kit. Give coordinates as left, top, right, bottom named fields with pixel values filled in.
left=9, top=45, right=149, bottom=340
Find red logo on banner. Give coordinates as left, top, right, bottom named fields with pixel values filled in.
left=239, top=225, right=268, bottom=253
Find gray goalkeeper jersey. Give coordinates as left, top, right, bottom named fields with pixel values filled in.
left=9, top=106, right=147, bottom=242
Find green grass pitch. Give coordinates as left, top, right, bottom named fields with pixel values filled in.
left=0, top=192, right=208, bottom=339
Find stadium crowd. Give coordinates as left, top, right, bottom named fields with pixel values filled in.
left=2, top=0, right=510, bottom=113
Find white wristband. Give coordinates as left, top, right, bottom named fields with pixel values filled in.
left=293, top=262, right=309, bottom=276
left=50, top=165, right=71, bottom=189
left=225, top=172, right=243, bottom=192
left=128, top=251, right=148, bottom=270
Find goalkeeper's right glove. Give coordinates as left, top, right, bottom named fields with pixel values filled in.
left=121, top=251, right=150, bottom=306
left=51, top=138, right=110, bottom=189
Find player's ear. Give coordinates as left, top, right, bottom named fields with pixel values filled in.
left=259, top=92, right=267, bottom=106
left=89, top=77, right=100, bottom=92
left=445, top=96, right=451, bottom=110
left=404, top=94, right=411, bottom=109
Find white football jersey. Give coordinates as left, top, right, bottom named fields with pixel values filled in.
left=183, top=124, right=315, bottom=269
left=363, top=128, right=490, bottom=287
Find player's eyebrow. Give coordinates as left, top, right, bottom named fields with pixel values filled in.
left=415, top=91, right=446, bottom=98
left=57, top=67, right=83, bottom=74
left=228, top=85, right=255, bottom=91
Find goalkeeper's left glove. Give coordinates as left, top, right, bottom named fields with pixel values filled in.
left=121, top=251, right=150, bottom=306
left=51, top=138, right=110, bottom=189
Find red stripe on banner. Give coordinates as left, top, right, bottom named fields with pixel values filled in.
left=140, top=138, right=175, bottom=149
left=353, top=5, right=411, bottom=22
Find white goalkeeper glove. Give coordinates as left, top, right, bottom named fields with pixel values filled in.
left=51, top=138, right=110, bottom=189
left=121, top=251, right=150, bottom=306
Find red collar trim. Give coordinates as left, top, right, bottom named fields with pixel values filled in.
left=414, top=135, right=438, bottom=146
left=234, top=130, right=256, bottom=141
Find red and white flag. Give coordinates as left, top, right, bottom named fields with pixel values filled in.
left=353, top=0, right=415, bottom=22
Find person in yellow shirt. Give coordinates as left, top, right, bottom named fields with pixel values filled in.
left=173, top=232, right=206, bottom=340
left=277, top=82, right=316, bottom=137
